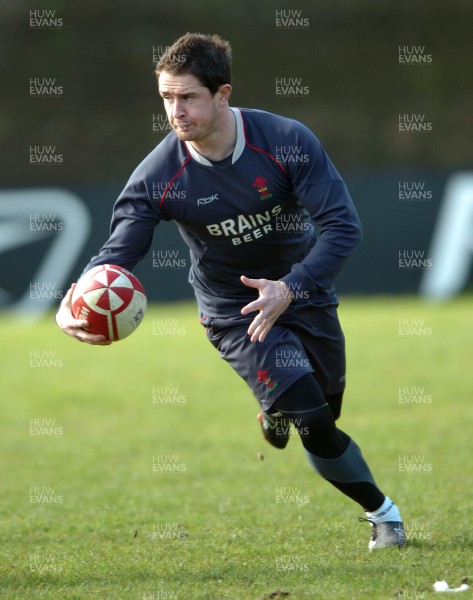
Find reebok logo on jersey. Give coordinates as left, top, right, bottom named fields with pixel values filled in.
left=197, top=193, right=219, bottom=206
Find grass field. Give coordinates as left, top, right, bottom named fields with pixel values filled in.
left=0, top=296, right=472, bottom=599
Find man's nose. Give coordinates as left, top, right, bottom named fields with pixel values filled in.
left=171, top=100, right=185, bottom=119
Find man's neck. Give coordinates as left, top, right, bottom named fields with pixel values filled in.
left=190, top=108, right=236, bottom=162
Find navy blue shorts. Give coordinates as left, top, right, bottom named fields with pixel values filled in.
left=201, top=303, right=346, bottom=413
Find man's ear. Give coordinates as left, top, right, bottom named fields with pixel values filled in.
left=219, top=83, right=232, bottom=102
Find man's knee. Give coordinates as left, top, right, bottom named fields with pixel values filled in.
left=271, top=374, right=346, bottom=455
left=282, top=403, right=349, bottom=457
left=325, top=392, right=344, bottom=421
left=288, top=403, right=337, bottom=445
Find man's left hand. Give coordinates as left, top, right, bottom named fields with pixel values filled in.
left=240, top=275, right=293, bottom=342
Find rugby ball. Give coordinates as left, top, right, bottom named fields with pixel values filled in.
left=71, top=264, right=147, bottom=341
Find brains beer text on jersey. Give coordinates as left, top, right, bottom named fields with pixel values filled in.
left=206, top=204, right=282, bottom=245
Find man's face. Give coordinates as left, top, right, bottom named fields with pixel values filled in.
left=158, top=71, right=226, bottom=143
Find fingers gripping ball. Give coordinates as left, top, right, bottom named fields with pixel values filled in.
left=71, top=264, right=147, bottom=341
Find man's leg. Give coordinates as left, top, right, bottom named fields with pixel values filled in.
left=257, top=389, right=343, bottom=450
left=257, top=410, right=292, bottom=449
left=272, top=373, right=406, bottom=549
left=325, top=391, right=343, bottom=421
left=202, top=313, right=405, bottom=549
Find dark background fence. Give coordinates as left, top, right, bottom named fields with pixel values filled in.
left=1, top=0, right=472, bottom=314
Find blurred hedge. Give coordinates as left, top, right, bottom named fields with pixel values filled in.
left=1, top=0, right=472, bottom=186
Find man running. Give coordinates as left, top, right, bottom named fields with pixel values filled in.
left=56, top=32, right=405, bottom=550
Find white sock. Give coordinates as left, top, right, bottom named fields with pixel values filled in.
left=365, top=496, right=402, bottom=524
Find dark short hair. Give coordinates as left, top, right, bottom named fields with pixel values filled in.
left=155, top=32, right=232, bottom=96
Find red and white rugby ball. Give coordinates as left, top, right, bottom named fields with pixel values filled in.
left=71, top=264, right=147, bottom=341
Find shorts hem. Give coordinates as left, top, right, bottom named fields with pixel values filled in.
left=257, top=368, right=315, bottom=413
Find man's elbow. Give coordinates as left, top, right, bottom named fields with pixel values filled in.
left=346, top=216, right=363, bottom=251
left=354, top=219, right=363, bottom=246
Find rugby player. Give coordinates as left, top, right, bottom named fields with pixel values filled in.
left=56, top=32, right=405, bottom=550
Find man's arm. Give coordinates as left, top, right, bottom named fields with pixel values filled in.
left=280, top=123, right=362, bottom=296
left=84, top=178, right=160, bottom=274
left=56, top=178, right=160, bottom=344
left=241, top=121, right=361, bottom=342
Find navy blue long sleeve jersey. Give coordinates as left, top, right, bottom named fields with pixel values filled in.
left=86, top=108, right=362, bottom=317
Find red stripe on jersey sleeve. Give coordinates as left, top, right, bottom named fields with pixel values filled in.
left=240, top=115, right=288, bottom=176
left=159, top=148, right=192, bottom=209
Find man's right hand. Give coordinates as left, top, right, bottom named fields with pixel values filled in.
left=55, top=284, right=112, bottom=345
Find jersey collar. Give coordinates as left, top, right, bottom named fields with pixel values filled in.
left=184, top=107, right=244, bottom=167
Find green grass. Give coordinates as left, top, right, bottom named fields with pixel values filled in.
left=0, top=297, right=472, bottom=599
